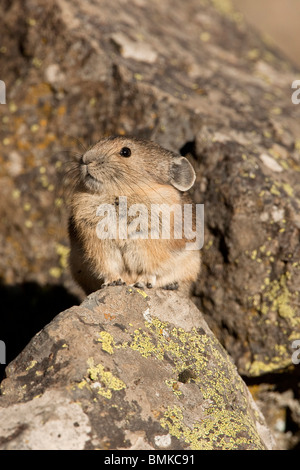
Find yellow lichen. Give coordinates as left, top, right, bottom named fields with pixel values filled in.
left=49, top=267, right=62, bottom=278
left=55, top=198, right=63, bottom=208
left=160, top=405, right=264, bottom=450
left=77, top=380, right=87, bottom=390
left=26, top=360, right=37, bottom=371
left=135, top=288, right=148, bottom=299
left=247, top=273, right=299, bottom=374
left=165, top=379, right=182, bottom=397
left=30, top=124, right=39, bottom=132
left=281, top=183, right=293, bottom=197
left=26, top=17, right=36, bottom=26
left=246, top=356, right=291, bottom=376
left=9, top=102, right=17, bottom=113
left=210, top=0, right=234, bottom=18
left=55, top=243, right=70, bottom=269
left=259, top=274, right=297, bottom=325
left=24, top=220, right=33, bottom=228
left=271, top=107, right=282, bottom=115
left=12, top=189, right=21, bottom=199
left=247, top=49, right=260, bottom=61
left=86, top=357, right=126, bottom=399
left=130, top=328, right=161, bottom=358
left=270, top=185, right=280, bottom=196
left=200, top=32, right=211, bottom=42
left=97, top=331, right=115, bottom=355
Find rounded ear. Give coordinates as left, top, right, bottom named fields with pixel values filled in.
left=170, top=156, right=196, bottom=191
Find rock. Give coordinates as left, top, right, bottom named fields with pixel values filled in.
left=110, top=32, right=158, bottom=64
left=247, top=381, right=300, bottom=450
left=193, top=119, right=300, bottom=376
left=0, top=0, right=299, bottom=379
left=0, top=287, right=274, bottom=450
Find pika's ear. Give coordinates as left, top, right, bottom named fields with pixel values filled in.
left=170, top=156, right=196, bottom=191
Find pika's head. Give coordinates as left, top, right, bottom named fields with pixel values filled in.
left=77, top=136, right=196, bottom=195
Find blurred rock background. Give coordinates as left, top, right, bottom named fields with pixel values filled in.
left=233, top=0, right=300, bottom=68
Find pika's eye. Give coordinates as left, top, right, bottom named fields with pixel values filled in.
left=119, top=147, right=131, bottom=158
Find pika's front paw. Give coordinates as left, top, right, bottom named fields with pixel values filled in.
left=101, top=278, right=126, bottom=288
left=162, top=282, right=179, bottom=291
left=133, top=281, right=153, bottom=289
left=133, top=282, right=145, bottom=288
left=132, top=275, right=156, bottom=289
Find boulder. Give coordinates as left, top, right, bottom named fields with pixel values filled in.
left=0, top=287, right=274, bottom=450
left=0, top=0, right=299, bottom=377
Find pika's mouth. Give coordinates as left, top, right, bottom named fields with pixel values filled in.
left=86, top=170, right=98, bottom=182
left=81, top=163, right=94, bottom=180
left=80, top=164, right=102, bottom=189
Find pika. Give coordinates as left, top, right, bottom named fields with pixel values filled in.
left=67, top=136, right=201, bottom=296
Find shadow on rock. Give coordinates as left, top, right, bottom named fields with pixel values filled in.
left=0, top=281, right=80, bottom=382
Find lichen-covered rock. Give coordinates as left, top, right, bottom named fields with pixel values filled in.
left=194, top=122, right=300, bottom=375
left=0, top=0, right=299, bottom=379
left=0, top=287, right=274, bottom=450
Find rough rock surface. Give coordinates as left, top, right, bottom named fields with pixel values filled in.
left=0, top=0, right=300, bottom=448
left=0, top=287, right=274, bottom=450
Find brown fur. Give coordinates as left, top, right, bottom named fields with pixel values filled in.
left=67, top=136, right=201, bottom=296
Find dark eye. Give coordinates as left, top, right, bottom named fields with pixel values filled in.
left=119, top=147, right=131, bottom=158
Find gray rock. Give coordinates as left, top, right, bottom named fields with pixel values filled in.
left=0, top=287, right=274, bottom=450
left=0, top=0, right=299, bottom=378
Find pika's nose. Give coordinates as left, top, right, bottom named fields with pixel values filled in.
left=81, top=151, right=105, bottom=165
left=81, top=151, right=94, bottom=165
